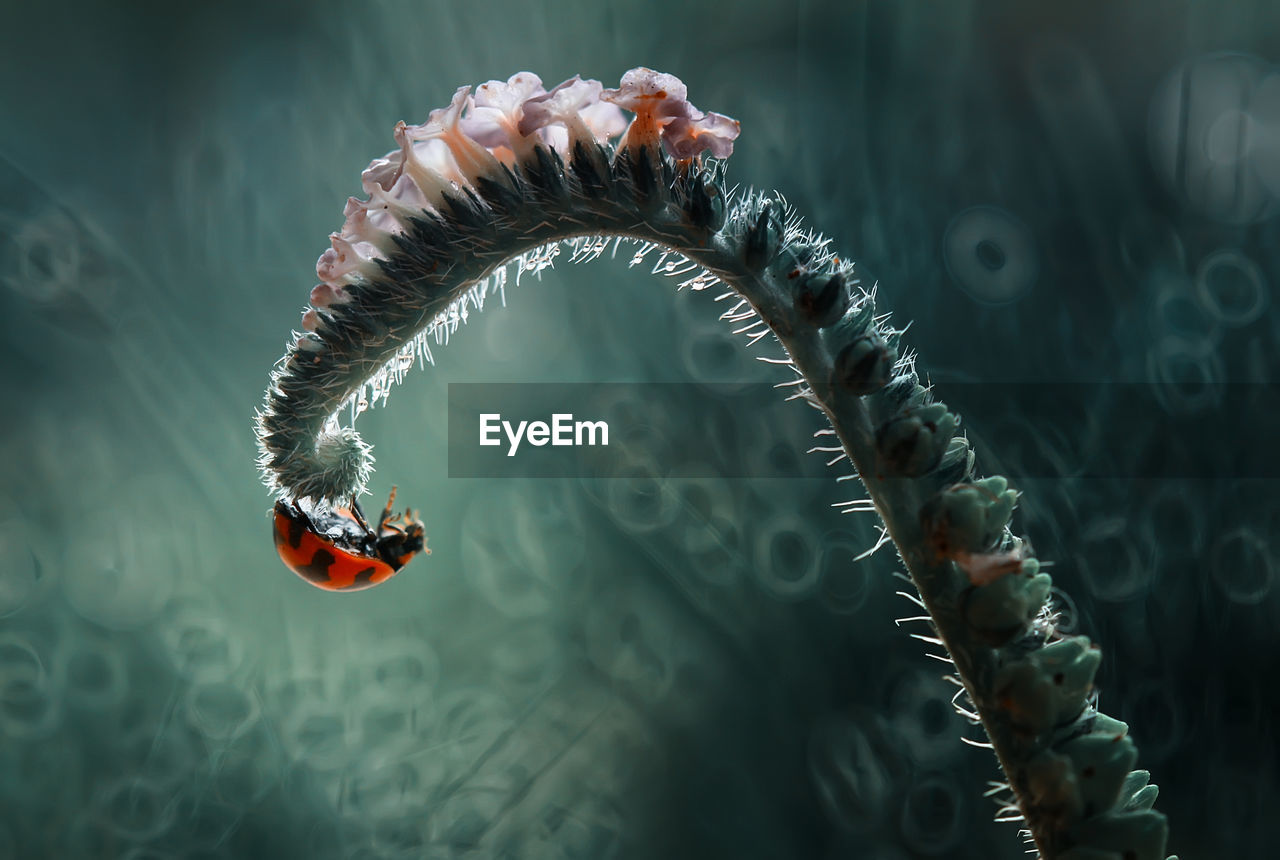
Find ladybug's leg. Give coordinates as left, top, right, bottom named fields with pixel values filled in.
left=377, top=486, right=399, bottom=533
left=346, top=496, right=383, bottom=557
left=349, top=495, right=373, bottom=534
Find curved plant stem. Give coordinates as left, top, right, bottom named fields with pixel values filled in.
left=257, top=135, right=1173, bottom=860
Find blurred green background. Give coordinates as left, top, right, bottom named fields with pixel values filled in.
left=1, top=0, right=1277, bottom=857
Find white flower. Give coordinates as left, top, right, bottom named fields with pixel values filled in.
left=460, top=72, right=545, bottom=150
left=341, top=196, right=401, bottom=243
left=309, top=282, right=350, bottom=309
left=361, top=150, right=403, bottom=195
left=315, top=234, right=379, bottom=285
left=603, top=68, right=738, bottom=157
left=399, top=86, right=501, bottom=184
left=519, top=75, right=626, bottom=153
left=600, top=67, right=691, bottom=120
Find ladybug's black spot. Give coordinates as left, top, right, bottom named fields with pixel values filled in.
left=296, top=549, right=337, bottom=585
left=287, top=517, right=307, bottom=549
left=352, top=566, right=380, bottom=587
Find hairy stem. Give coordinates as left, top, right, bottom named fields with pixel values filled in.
left=257, top=137, right=1173, bottom=859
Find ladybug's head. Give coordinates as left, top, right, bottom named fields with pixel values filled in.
left=375, top=507, right=429, bottom=571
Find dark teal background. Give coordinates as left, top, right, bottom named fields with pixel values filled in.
left=0, top=1, right=1276, bottom=857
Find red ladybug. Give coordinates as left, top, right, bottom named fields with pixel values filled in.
left=272, top=487, right=428, bottom=591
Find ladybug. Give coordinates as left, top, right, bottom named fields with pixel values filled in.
left=272, top=487, right=428, bottom=591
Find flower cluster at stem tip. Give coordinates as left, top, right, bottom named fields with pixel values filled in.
left=302, top=67, right=741, bottom=336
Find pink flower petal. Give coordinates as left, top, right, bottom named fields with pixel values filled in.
left=662, top=110, right=741, bottom=160
left=316, top=234, right=379, bottom=285
left=393, top=121, right=457, bottom=204
left=518, top=76, right=627, bottom=154
left=341, top=196, right=401, bottom=243
left=602, top=67, right=698, bottom=153
left=309, top=282, right=350, bottom=309
left=475, top=72, right=544, bottom=112
left=461, top=72, right=545, bottom=148
left=401, top=86, right=502, bottom=182
left=581, top=99, right=627, bottom=142
left=537, top=125, right=570, bottom=154
left=600, top=67, right=691, bottom=119
left=361, top=150, right=404, bottom=195
left=519, top=75, right=595, bottom=136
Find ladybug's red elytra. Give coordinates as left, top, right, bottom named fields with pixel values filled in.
left=272, top=487, right=428, bottom=591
